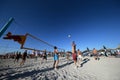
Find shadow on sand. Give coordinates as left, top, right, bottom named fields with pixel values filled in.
left=2, top=61, right=73, bottom=80
left=80, top=58, right=90, bottom=67
left=0, top=67, right=12, bottom=72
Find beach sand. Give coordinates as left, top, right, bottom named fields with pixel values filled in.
left=0, top=57, right=120, bottom=80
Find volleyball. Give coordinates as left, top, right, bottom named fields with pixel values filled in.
left=68, top=34, right=71, bottom=38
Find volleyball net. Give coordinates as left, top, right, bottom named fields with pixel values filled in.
left=0, top=18, right=65, bottom=54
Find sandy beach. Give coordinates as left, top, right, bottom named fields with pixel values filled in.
left=0, top=56, right=120, bottom=80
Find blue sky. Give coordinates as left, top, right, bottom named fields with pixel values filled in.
left=0, top=0, right=120, bottom=54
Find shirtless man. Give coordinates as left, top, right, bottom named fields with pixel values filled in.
left=93, top=48, right=99, bottom=60
left=20, top=50, right=27, bottom=66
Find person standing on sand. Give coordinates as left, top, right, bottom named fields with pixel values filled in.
left=72, top=41, right=78, bottom=68
left=14, top=51, right=20, bottom=63
left=72, top=51, right=78, bottom=67
left=93, top=48, right=99, bottom=60
left=32, top=50, right=37, bottom=61
left=20, top=50, right=27, bottom=66
left=66, top=52, right=70, bottom=63
left=35, top=50, right=38, bottom=61
left=53, top=46, right=59, bottom=70
left=77, top=49, right=82, bottom=67
left=42, top=50, right=47, bottom=63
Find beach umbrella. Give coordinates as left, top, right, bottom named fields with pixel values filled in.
left=98, top=49, right=105, bottom=52
left=87, top=47, right=90, bottom=52
left=103, top=45, right=107, bottom=49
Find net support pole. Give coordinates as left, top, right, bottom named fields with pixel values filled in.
left=0, top=17, right=14, bottom=38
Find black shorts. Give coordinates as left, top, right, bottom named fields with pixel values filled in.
left=43, top=56, right=47, bottom=60
left=93, top=54, right=98, bottom=56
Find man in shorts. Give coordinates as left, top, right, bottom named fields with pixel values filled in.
left=93, top=48, right=99, bottom=60
left=53, top=46, right=59, bottom=70
left=20, top=50, right=27, bottom=66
